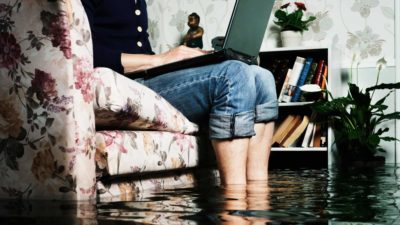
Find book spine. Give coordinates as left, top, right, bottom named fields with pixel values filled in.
left=303, top=62, right=318, bottom=85
left=291, top=57, right=313, bottom=102
left=278, top=69, right=291, bottom=102
left=320, top=64, right=329, bottom=90
left=281, top=56, right=306, bottom=102
left=301, top=122, right=315, bottom=147
left=299, top=62, right=318, bottom=102
left=313, top=59, right=326, bottom=86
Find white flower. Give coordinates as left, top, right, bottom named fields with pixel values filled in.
left=351, top=0, right=379, bottom=18
left=346, top=26, right=384, bottom=59
left=376, top=57, right=387, bottom=70
left=304, top=11, right=333, bottom=41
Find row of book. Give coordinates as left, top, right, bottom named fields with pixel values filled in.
left=272, top=114, right=327, bottom=148
left=268, top=56, right=328, bottom=103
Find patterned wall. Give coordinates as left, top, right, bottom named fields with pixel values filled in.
left=147, top=0, right=395, bottom=68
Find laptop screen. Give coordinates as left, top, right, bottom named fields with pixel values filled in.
left=223, top=0, right=274, bottom=57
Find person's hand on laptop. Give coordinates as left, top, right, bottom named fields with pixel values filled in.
left=122, top=45, right=208, bottom=74
left=159, top=45, right=209, bottom=65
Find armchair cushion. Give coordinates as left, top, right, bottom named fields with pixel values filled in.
left=95, top=130, right=199, bottom=177
left=93, top=68, right=199, bottom=134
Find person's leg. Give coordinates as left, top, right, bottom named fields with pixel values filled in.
left=247, top=122, right=274, bottom=180
left=212, top=138, right=249, bottom=185
left=140, top=60, right=258, bottom=185
left=247, top=66, right=278, bottom=181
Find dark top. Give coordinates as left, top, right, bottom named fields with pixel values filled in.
left=82, top=0, right=154, bottom=74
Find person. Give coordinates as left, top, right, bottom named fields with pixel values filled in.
left=82, top=0, right=278, bottom=185
left=182, top=12, right=204, bottom=49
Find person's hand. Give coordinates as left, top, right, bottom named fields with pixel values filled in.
left=158, top=45, right=208, bottom=66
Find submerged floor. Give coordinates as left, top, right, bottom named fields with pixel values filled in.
left=1, top=165, right=400, bottom=224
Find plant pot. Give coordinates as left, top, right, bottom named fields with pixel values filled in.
left=280, top=30, right=303, bottom=47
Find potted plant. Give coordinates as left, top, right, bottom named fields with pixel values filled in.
left=273, top=2, right=316, bottom=47
left=311, top=57, right=400, bottom=166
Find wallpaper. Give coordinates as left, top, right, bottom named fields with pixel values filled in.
left=146, top=0, right=395, bottom=68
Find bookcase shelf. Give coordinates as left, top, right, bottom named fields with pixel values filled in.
left=278, top=101, right=314, bottom=107
left=259, top=46, right=330, bottom=168
left=271, top=147, right=327, bottom=152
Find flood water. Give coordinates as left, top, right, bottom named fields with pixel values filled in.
left=1, top=165, right=400, bottom=225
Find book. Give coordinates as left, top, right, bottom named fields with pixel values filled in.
left=301, top=122, right=315, bottom=147
left=300, top=112, right=316, bottom=147
left=320, top=124, right=327, bottom=147
left=278, top=115, right=303, bottom=147
left=291, top=57, right=313, bottom=102
left=320, top=64, right=329, bottom=90
left=313, top=59, right=326, bottom=86
left=277, top=69, right=291, bottom=102
left=281, top=115, right=310, bottom=148
left=299, top=62, right=318, bottom=102
left=281, top=56, right=306, bottom=102
left=312, top=123, right=322, bottom=147
left=303, top=62, right=318, bottom=85
left=272, top=114, right=297, bottom=145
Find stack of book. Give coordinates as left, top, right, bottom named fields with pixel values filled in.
left=267, top=56, right=328, bottom=103
left=272, top=113, right=327, bottom=148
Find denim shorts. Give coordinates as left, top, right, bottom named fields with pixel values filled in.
left=137, top=60, right=278, bottom=139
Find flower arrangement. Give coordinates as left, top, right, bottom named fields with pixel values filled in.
left=311, top=57, right=400, bottom=165
left=274, top=2, right=316, bottom=33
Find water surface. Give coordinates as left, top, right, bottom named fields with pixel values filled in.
left=1, top=165, right=400, bottom=224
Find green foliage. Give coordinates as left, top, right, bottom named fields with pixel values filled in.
left=273, top=2, right=316, bottom=33
left=312, top=72, right=400, bottom=162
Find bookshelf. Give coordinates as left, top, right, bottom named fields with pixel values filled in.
left=259, top=47, right=330, bottom=168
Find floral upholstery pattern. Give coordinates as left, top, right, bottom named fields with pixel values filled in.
left=0, top=0, right=208, bottom=201
left=93, top=68, right=198, bottom=134
left=0, top=0, right=96, bottom=200
left=95, top=131, right=199, bottom=177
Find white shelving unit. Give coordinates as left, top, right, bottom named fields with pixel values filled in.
left=259, top=47, right=331, bottom=167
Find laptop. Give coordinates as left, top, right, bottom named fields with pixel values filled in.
left=126, top=0, right=274, bottom=80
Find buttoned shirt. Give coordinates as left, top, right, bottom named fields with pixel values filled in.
left=82, top=0, right=154, bottom=73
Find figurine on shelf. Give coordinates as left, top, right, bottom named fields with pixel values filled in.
left=182, top=12, right=204, bottom=49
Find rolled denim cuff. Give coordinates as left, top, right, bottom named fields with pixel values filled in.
left=255, top=100, right=279, bottom=123
left=209, top=110, right=256, bottom=139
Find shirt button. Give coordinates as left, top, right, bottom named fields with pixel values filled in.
left=135, top=9, right=141, bottom=16
left=137, top=41, right=142, bottom=47
left=137, top=26, right=143, bottom=32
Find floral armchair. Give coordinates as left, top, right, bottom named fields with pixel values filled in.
left=0, top=0, right=211, bottom=201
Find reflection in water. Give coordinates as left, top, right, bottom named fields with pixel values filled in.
left=1, top=165, right=400, bottom=224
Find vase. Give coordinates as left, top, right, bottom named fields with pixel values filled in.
left=280, top=30, right=303, bottom=47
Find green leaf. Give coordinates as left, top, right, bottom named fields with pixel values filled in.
left=366, top=82, right=400, bottom=92
left=376, top=112, right=400, bottom=123
left=381, top=136, right=399, bottom=142
left=375, top=127, right=389, bottom=136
